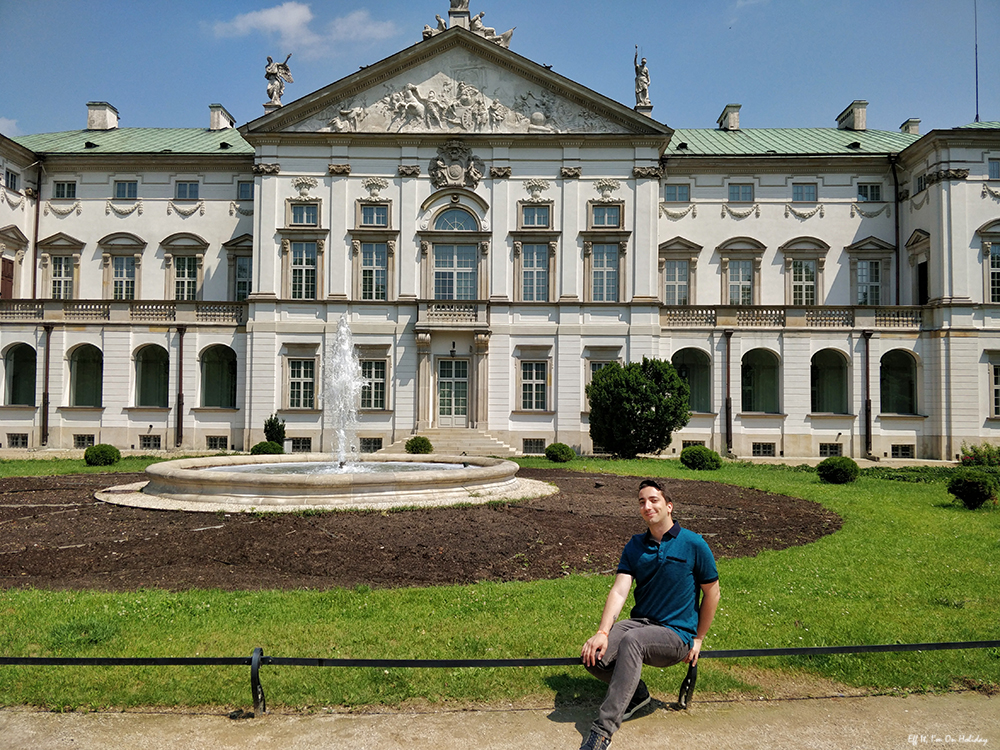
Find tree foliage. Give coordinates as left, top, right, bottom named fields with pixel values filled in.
left=586, top=357, right=690, bottom=459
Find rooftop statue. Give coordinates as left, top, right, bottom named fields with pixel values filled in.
left=422, top=15, right=448, bottom=39
left=634, top=47, right=651, bottom=108
left=470, top=11, right=514, bottom=48
left=450, top=0, right=469, bottom=9
left=265, top=54, right=293, bottom=106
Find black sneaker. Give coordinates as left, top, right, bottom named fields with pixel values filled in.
left=579, top=730, right=612, bottom=750
left=622, top=680, right=651, bottom=720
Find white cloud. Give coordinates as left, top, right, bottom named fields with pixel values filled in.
left=212, top=4, right=398, bottom=57
left=0, top=117, right=21, bottom=137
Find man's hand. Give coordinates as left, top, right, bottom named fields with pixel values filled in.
left=581, top=631, right=609, bottom=668
left=684, top=636, right=704, bottom=665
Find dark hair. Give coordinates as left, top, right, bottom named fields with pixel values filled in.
left=638, top=478, right=671, bottom=501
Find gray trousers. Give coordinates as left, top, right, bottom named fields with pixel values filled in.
left=585, top=618, right=689, bottom=738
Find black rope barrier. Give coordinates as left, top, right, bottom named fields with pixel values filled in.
left=3, top=639, right=998, bottom=716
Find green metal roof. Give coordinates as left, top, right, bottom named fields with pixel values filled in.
left=664, top=127, right=920, bottom=157
left=957, top=121, right=1000, bottom=130
left=12, top=128, right=253, bottom=156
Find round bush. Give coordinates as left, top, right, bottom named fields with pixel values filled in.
left=84, top=443, right=121, bottom=466
left=405, top=436, right=433, bottom=454
left=947, top=469, right=998, bottom=510
left=816, top=456, right=860, bottom=484
left=680, top=445, right=722, bottom=471
left=250, top=440, right=284, bottom=455
left=544, top=442, right=575, bottom=462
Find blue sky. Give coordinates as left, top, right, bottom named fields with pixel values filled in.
left=1, top=0, right=996, bottom=138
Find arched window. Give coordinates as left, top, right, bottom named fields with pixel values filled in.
left=70, top=344, right=103, bottom=407
left=880, top=349, right=917, bottom=414
left=811, top=349, right=848, bottom=414
left=672, top=348, right=711, bottom=413
left=135, top=344, right=169, bottom=408
left=434, top=208, right=478, bottom=232
left=4, top=343, right=36, bottom=406
left=201, top=345, right=237, bottom=408
left=741, top=349, right=780, bottom=413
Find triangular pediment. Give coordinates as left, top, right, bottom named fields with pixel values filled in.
left=0, top=224, right=30, bottom=248
left=905, top=229, right=931, bottom=249
left=37, top=232, right=85, bottom=251
left=242, top=28, right=671, bottom=139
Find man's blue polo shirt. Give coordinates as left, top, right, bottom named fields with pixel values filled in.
left=617, top=523, right=718, bottom=646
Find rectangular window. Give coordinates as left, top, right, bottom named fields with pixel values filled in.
left=174, top=256, right=198, bottom=301
left=857, top=183, right=882, bottom=202
left=664, top=260, right=689, bottom=305
left=360, top=437, right=383, bottom=453
left=207, top=436, right=228, bottom=451
left=288, top=359, right=315, bottom=409
left=728, top=259, right=753, bottom=305
left=361, top=243, right=388, bottom=301
left=361, top=204, right=388, bottom=227
left=592, top=244, right=619, bottom=302
left=857, top=260, right=881, bottom=305
left=115, top=180, right=138, bottom=200
left=915, top=174, right=927, bottom=193
left=993, top=363, right=1000, bottom=417
left=521, top=361, right=547, bottom=410
left=51, top=256, right=74, bottom=299
left=522, top=438, right=546, bottom=455
left=989, top=160, right=1000, bottom=180
left=7, top=433, right=29, bottom=448
left=175, top=182, right=199, bottom=200
left=54, top=181, right=77, bottom=199
left=360, top=360, right=386, bottom=410
left=819, top=443, right=843, bottom=457
left=521, top=204, right=550, bottom=228
left=729, top=184, right=753, bottom=202
left=291, top=203, right=318, bottom=226
left=291, top=242, right=317, bottom=299
left=664, top=184, right=690, bottom=202
left=74, top=434, right=96, bottom=449
left=4, top=170, right=19, bottom=192
left=290, top=437, right=312, bottom=453
left=752, top=442, right=776, bottom=457
left=792, top=259, right=816, bottom=306
left=113, top=256, right=136, bottom=300
left=891, top=444, right=915, bottom=459
left=792, top=183, right=817, bottom=202
left=522, top=244, right=549, bottom=302
left=592, top=204, right=621, bottom=228
left=139, top=435, right=162, bottom=450
left=434, top=244, right=477, bottom=300
left=237, top=181, right=254, bottom=201
left=235, top=256, right=252, bottom=301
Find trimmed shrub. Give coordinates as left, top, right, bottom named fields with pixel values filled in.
left=84, top=443, right=121, bottom=466
left=958, top=441, right=1000, bottom=467
left=250, top=441, right=284, bottom=455
left=405, top=436, right=433, bottom=454
left=263, top=413, right=286, bottom=445
left=816, top=456, right=860, bottom=484
left=948, top=469, right=998, bottom=510
left=544, top=442, right=575, bottom=463
left=680, top=445, right=722, bottom=471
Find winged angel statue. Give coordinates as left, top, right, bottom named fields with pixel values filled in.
left=265, top=54, right=293, bottom=106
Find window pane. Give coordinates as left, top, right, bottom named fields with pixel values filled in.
left=361, top=360, right=386, bottom=409
left=115, top=181, right=138, bottom=200
left=664, top=260, right=689, bottom=305
left=113, top=256, right=135, bottom=300
left=729, top=184, right=752, bottom=201
left=235, top=256, right=252, bottom=301
left=593, top=205, right=620, bottom=227
left=592, top=244, right=618, bottom=302
left=434, top=208, right=477, bottom=231
left=292, top=204, right=318, bottom=225
left=136, top=346, right=169, bottom=408
left=176, top=182, right=198, bottom=200
left=990, top=160, right=1000, bottom=180
left=361, top=243, right=388, bottom=300
left=291, top=242, right=317, bottom=299
left=522, top=205, right=549, bottom=227
left=52, top=256, right=74, bottom=299
left=174, top=256, right=198, bottom=300
left=522, top=244, right=548, bottom=302
left=362, top=205, right=388, bottom=226
left=238, top=181, right=254, bottom=201
left=664, top=184, right=689, bottom=202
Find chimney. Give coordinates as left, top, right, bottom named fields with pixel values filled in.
left=836, top=100, right=868, bottom=131
left=209, top=104, right=236, bottom=130
left=717, top=104, right=741, bottom=131
left=87, top=101, right=119, bottom=130
left=899, top=118, right=921, bottom=136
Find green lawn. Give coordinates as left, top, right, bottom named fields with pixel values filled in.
left=0, top=457, right=997, bottom=710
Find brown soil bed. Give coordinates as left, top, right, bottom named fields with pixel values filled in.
left=0, top=468, right=841, bottom=592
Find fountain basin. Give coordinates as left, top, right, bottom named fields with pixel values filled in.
left=97, top=453, right=554, bottom=512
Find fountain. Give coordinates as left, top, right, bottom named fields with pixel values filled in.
left=98, top=315, right=552, bottom=512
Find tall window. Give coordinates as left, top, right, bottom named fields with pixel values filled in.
left=857, top=183, right=882, bottom=202
left=434, top=245, right=477, bottom=300
left=51, top=256, right=74, bottom=299
left=237, top=181, right=254, bottom=201
left=729, top=184, right=753, bottom=202
left=70, top=345, right=103, bottom=408
left=4, top=170, right=19, bottom=192
left=672, top=348, right=710, bottom=413
left=521, top=362, right=547, bottom=410
left=175, top=182, right=199, bottom=200
left=235, top=256, right=252, bottom=301
left=742, top=349, right=779, bottom=413
left=857, top=260, right=881, bottom=305
left=792, top=260, right=816, bottom=305
left=991, top=246, right=1000, bottom=304
left=664, top=260, right=689, bottom=305
left=113, top=256, right=136, bottom=300
left=201, top=345, right=237, bottom=409
left=811, top=349, right=848, bottom=414
left=880, top=350, right=917, bottom=414
left=114, top=181, right=138, bottom=200
left=174, top=256, right=198, bottom=300
left=288, top=359, right=315, bottom=409
left=291, top=242, right=317, bottom=299
left=792, top=183, right=817, bottom=202
left=4, top=343, right=36, bottom=406
left=592, top=244, right=619, bottom=302
left=991, top=358, right=1000, bottom=417
left=522, top=244, right=549, bottom=302
left=728, top=260, right=753, bottom=305
left=361, top=243, right=388, bottom=301
left=135, top=345, right=169, bottom=408
left=360, top=360, right=386, bottom=409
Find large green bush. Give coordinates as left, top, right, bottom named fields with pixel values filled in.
left=586, top=357, right=690, bottom=459
left=405, top=436, right=433, bottom=454
left=816, top=456, right=860, bottom=484
left=544, top=442, right=575, bottom=463
left=84, top=444, right=121, bottom=466
left=250, top=441, right=284, bottom=455
left=947, top=469, right=998, bottom=510
left=263, top=413, right=286, bottom=445
left=680, top=445, right=722, bottom=470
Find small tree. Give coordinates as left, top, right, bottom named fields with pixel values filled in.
left=263, top=413, right=286, bottom=445
left=586, top=357, right=690, bottom=459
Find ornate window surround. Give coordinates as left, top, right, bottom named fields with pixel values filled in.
left=517, top=200, right=554, bottom=231
left=37, top=232, right=84, bottom=300
left=0, top=224, right=29, bottom=297
left=586, top=200, right=625, bottom=231
left=845, top=235, right=894, bottom=306
left=98, top=232, right=146, bottom=300
left=978, top=220, right=1000, bottom=304
left=717, top=236, right=766, bottom=306
left=223, top=233, right=253, bottom=302
left=513, top=345, right=554, bottom=415
left=161, top=232, right=208, bottom=301
left=658, top=236, right=702, bottom=306
left=285, top=197, right=321, bottom=228
left=417, top=197, right=490, bottom=300
left=779, top=236, right=829, bottom=306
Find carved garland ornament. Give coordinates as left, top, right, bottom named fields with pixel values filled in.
left=851, top=203, right=891, bottom=218
left=328, top=164, right=351, bottom=176
left=784, top=204, right=825, bottom=219
left=561, top=167, right=582, bottom=180
left=659, top=203, right=697, bottom=220
left=44, top=201, right=82, bottom=217
left=633, top=166, right=663, bottom=179
left=924, top=168, right=969, bottom=187
left=229, top=202, right=254, bottom=217
left=107, top=199, right=143, bottom=216
left=983, top=184, right=1000, bottom=202
left=721, top=203, right=760, bottom=219
left=2, top=190, right=26, bottom=210
left=167, top=201, right=205, bottom=217
left=398, top=165, right=421, bottom=177
left=490, top=166, right=512, bottom=179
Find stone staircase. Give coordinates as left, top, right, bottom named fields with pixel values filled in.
left=377, top=428, right=518, bottom=457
